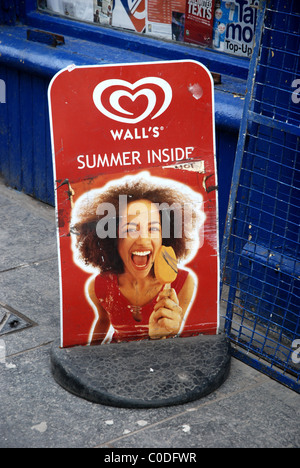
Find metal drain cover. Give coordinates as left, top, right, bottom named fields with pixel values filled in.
left=0, top=303, right=36, bottom=336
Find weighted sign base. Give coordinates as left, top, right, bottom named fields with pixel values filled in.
left=50, top=334, right=231, bottom=408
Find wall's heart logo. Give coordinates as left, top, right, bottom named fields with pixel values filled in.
left=93, top=77, right=172, bottom=124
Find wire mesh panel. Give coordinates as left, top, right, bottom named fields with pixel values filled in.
left=221, top=0, right=300, bottom=393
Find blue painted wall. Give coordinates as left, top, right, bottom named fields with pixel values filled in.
left=0, top=0, right=247, bottom=239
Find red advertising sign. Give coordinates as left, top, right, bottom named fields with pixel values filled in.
left=48, top=60, right=219, bottom=348
left=184, top=0, right=215, bottom=46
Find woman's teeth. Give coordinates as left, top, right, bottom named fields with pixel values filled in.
left=131, top=251, right=151, bottom=267
left=132, top=251, right=151, bottom=256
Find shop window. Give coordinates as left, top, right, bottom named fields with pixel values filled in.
left=37, top=0, right=259, bottom=59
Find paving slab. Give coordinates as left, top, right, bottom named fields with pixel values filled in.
left=0, top=180, right=299, bottom=448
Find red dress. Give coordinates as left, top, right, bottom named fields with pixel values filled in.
left=94, top=269, right=189, bottom=342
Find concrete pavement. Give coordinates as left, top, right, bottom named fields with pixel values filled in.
left=0, top=178, right=299, bottom=448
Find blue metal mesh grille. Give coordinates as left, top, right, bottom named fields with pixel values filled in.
left=221, top=0, right=300, bottom=393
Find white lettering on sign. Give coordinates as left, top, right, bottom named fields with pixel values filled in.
left=147, top=147, right=194, bottom=164
left=76, top=146, right=194, bottom=169
left=110, top=126, right=161, bottom=140
left=187, top=0, right=213, bottom=20
left=93, top=77, right=172, bottom=124
left=77, top=151, right=142, bottom=169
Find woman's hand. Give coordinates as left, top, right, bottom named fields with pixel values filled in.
left=148, top=287, right=183, bottom=340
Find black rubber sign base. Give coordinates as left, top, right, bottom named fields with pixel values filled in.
left=50, top=334, right=231, bottom=408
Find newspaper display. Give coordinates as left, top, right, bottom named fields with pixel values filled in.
left=146, top=0, right=186, bottom=41
left=212, top=0, right=259, bottom=57
left=41, top=0, right=113, bottom=25
left=39, top=0, right=258, bottom=56
left=184, top=0, right=215, bottom=47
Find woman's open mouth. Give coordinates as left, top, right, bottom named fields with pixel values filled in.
left=131, top=250, right=152, bottom=269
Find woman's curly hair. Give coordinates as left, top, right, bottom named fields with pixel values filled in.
left=72, top=177, right=202, bottom=274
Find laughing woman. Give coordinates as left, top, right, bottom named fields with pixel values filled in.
left=72, top=174, right=204, bottom=344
